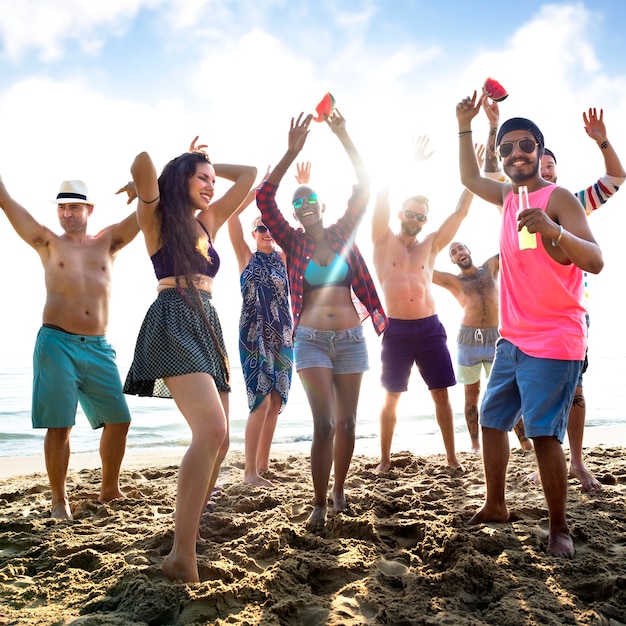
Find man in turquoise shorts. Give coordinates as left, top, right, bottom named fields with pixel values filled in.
left=0, top=178, right=140, bottom=519
left=434, top=242, right=532, bottom=454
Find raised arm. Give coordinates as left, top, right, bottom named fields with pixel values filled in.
left=432, top=187, right=474, bottom=253
left=325, top=109, right=369, bottom=186
left=575, top=108, right=626, bottom=213
left=0, top=175, right=52, bottom=250
left=130, top=151, right=161, bottom=253
left=432, top=144, right=484, bottom=253
left=432, top=269, right=459, bottom=291
left=371, top=188, right=392, bottom=246
left=483, top=253, right=500, bottom=279
left=266, top=113, right=312, bottom=187
left=227, top=168, right=270, bottom=272
left=200, top=162, right=257, bottom=239
left=482, top=99, right=503, bottom=177
left=412, top=135, right=434, bottom=164
left=108, top=206, right=140, bottom=253
left=456, top=91, right=508, bottom=206
left=583, top=108, right=625, bottom=179
left=227, top=208, right=252, bottom=274
left=295, top=161, right=311, bottom=185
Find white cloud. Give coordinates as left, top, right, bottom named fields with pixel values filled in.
left=0, top=1, right=625, bottom=366
left=0, top=0, right=156, bottom=61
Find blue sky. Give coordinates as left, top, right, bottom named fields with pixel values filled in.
left=0, top=0, right=624, bottom=366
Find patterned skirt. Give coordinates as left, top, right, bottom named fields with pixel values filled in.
left=124, top=288, right=230, bottom=398
left=239, top=251, right=293, bottom=413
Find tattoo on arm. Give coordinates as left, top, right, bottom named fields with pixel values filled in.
left=485, top=127, right=499, bottom=173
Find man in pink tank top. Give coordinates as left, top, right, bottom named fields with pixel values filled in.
left=455, top=91, right=604, bottom=558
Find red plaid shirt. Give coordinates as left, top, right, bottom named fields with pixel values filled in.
left=256, top=181, right=388, bottom=335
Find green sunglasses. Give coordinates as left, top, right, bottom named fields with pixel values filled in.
left=292, top=193, right=319, bottom=210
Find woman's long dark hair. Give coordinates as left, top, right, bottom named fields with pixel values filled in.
left=157, top=151, right=229, bottom=379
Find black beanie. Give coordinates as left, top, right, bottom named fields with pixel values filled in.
left=496, top=117, right=545, bottom=155
left=543, top=148, right=557, bottom=163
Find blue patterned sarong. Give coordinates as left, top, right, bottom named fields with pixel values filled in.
left=239, top=251, right=293, bottom=412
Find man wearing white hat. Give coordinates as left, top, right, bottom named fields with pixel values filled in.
left=0, top=177, right=140, bottom=519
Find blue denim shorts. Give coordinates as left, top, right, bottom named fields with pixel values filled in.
left=32, top=326, right=132, bottom=429
left=480, top=339, right=581, bottom=443
left=293, top=325, right=369, bottom=374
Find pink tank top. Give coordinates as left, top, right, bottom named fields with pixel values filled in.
left=500, top=184, right=585, bottom=360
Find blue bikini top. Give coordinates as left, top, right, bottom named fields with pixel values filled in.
left=303, top=253, right=352, bottom=293
left=150, top=220, right=220, bottom=280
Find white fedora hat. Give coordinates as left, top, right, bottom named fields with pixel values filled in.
left=53, top=180, right=94, bottom=205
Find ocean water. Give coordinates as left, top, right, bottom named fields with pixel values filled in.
left=1, top=340, right=624, bottom=460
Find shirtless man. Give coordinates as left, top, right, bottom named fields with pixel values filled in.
left=0, top=178, right=139, bottom=519
left=433, top=243, right=532, bottom=453
left=371, top=139, right=478, bottom=472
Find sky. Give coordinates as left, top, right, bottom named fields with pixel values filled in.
left=0, top=0, right=625, bottom=369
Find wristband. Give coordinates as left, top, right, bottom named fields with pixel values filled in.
left=551, top=225, right=563, bottom=247
left=458, top=130, right=473, bottom=136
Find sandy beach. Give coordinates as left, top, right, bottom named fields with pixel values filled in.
left=1, top=439, right=625, bottom=625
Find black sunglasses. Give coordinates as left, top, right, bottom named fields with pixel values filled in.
left=403, top=210, right=427, bottom=222
left=498, top=138, right=539, bottom=159
left=292, top=193, right=319, bottom=210
left=254, top=224, right=269, bottom=234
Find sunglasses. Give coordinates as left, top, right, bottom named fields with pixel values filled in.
left=403, top=210, right=427, bottom=222
left=254, top=224, right=269, bottom=234
left=498, top=138, right=539, bottom=159
left=292, top=193, right=319, bottom=210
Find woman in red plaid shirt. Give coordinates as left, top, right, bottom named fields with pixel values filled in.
left=256, top=111, right=387, bottom=532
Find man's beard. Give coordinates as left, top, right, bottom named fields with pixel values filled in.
left=400, top=221, right=421, bottom=237
left=504, top=158, right=540, bottom=184
left=456, top=257, right=473, bottom=270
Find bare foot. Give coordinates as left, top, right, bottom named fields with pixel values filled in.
left=467, top=503, right=510, bottom=526
left=99, top=489, right=126, bottom=503
left=306, top=505, right=327, bottom=533
left=546, top=530, right=575, bottom=557
left=375, top=459, right=391, bottom=473
left=162, top=553, right=200, bottom=583
left=329, top=488, right=347, bottom=513
left=470, top=441, right=481, bottom=455
left=569, top=463, right=602, bottom=492
left=244, top=474, right=275, bottom=488
left=525, top=470, right=541, bottom=486
left=447, top=456, right=465, bottom=471
left=51, top=501, right=73, bottom=520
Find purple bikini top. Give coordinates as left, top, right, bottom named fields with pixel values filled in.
left=150, top=220, right=220, bottom=280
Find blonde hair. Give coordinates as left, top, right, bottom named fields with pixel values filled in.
left=402, top=194, right=429, bottom=213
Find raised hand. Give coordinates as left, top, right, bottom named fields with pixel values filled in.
left=482, top=98, right=500, bottom=127
left=189, top=135, right=210, bottom=155
left=116, top=181, right=137, bottom=204
left=456, top=91, right=485, bottom=128
left=412, top=136, right=434, bottom=163
left=288, top=113, right=313, bottom=153
left=474, top=143, right=486, bottom=169
left=582, top=108, right=607, bottom=143
left=324, top=108, right=346, bottom=135
left=295, top=161, right=311, bottom=184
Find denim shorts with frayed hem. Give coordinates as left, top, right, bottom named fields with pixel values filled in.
left=294, top=325, right=368, bottom=374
